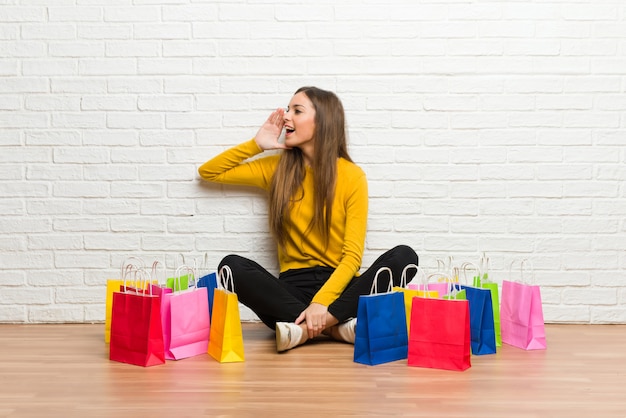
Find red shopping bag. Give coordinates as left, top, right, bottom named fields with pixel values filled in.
left=109, top=268, right=165, bottom=367
left=501, top=260, right=546, bottom=350
left=408, top=295, right=471, bottom=372
left=105, top=257, right=145, bottom=343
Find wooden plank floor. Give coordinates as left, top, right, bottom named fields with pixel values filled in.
left=0, top=323, right=625, bottom=418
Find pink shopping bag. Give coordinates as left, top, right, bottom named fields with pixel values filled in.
left=500, top=260, right=546, bottom=350
left=162, top=265, right=211, bottom=360
left=408, top=271, right=449, bottom=297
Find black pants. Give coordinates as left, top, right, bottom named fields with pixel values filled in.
left=217, top=245, right=418, bottom=330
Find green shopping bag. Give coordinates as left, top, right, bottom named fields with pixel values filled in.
left=166, top=274, right=190, bottom=291
left=165, top=253, right=191, bottom=291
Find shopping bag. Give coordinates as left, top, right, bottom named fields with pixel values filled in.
left=125, top=260, right=162, bottom=295
left=166, top=274, right=190, bottom=291
left=480, top=281, right=501, bottom=347
left=147, top=259, right=171, bottom=298
left=409, top=271, right=453, bottom=296
left=196, top=253, right=218, bottom=318
left=459, top=284, right=496, bottom=355
left=408, top=282, right=449, bottom=298
left=458, top=261, right=496, bottom=356
left=472, top=254, right=501, bottom=347
left=109, top=268, right=165, bottom=367
left=163, top=266, right=210, bottom=360
left=208, top=265, right=245, bottom=363
left=444, top=280, right=466, bottom=301
left=150, top=280, right=173, bottom=359
left=197, top=272, right=217, bottom=318
left=393, top=264, right=437, bottom=334
left=408, top=295, right=471, bottom=372
left=435, top=270, right=466, bottom=301
left=354, top=267, right=408, bottom=366
left=501, top=260, right=547, bottom=350
left=165, top=253, right=190, bottom=291
left=105, top=256, right=145, bottom=343
left=408, top=260, right=458, bottom=297
left=473, top=253, right=490, bottom=286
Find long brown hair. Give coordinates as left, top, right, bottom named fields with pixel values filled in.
left=269, top=87, right=352, bottom=248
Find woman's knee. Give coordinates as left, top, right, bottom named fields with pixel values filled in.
left=217, top=254, right=270, bottom=291
left=216, top=255, right=244, bottom=286
left=391, top=244, right=419, bottom=266
left=218, top=254, right=246, bottom=271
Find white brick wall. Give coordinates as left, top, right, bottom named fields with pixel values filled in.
left=1, top=0, right=625, bottom=324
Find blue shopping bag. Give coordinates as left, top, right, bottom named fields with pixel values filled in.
left=354, top=267, right=408, bottom=366
left=197, top=271, right=217, bottom=318
left=459, top=284, right=496, bottom=355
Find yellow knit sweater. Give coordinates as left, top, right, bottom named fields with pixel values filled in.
left=198, top=139, right=368, bottom=306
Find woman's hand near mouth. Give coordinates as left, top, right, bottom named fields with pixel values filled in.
left=254, top=108, right=291, bottom=151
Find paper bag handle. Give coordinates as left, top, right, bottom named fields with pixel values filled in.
left=190, top=253, right=210, bottom=277
left=522, top=259, right=535, bottom=284
left=218, top=265, right=235, bottom=293
left=121, top=264, right=135, bottom=286
left=122, top=266, right=152, bottom=295
left=174, top=265, right=196, bottom=292
left=369, top=267, right=393, bottom=295
left=509, top=259, right=534, bottom=285
left=461, top=261, right=480, bottom=286
left=479, top=253, right=491, bottom=283
left=400, top=263, right=424, bottom=288
left=151, top=260, right=166, bottom=286
left=425, top=273, right=451, bottom=298
left=428, top=272, right=460, bottom=298
left=120, top=256, right=144, bottom=281
left=436, top=255, right=454, bottom=280
left=121, top=265, right=135, bottom=293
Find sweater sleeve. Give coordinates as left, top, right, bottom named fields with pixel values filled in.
left=311, top=168, right=368, bottom=307
left=197, top=139, right=276, bottom=190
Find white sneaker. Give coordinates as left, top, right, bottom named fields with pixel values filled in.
left=335, top=318, right=357, bottom=344
left=275, top=322, right=303, bottom=352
